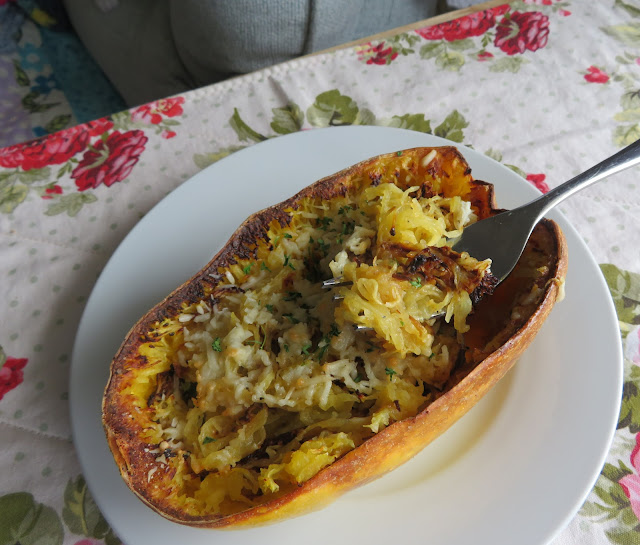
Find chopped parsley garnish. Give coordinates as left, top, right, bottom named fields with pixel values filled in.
left=284, top=233, right=292, bottom=239
left=317, top=217, right=333, bottom=231
left=211, top=338, right=223, bottom=352
left=341, top=221, right=355, bottom=236
left=338, top=205, right=353, bottom=215
left=385, top=367, right=397, bottom=378
left=410, top=277, right=422, bottom=288
left=397, top=151, right=403, bottom=156
left=242, top=263, right=253, bottom=275
left=301, top=343, right=312, bottom=355
left=203, top=436, right=216, bottom=444
left=316, top=238, right=330, bottom=256
left=284, top=343, right=290, bottom=352
left=316, top=342, right=330, bottom=359
left=273, top=235, right=280, bottom=247
left=284, top=291, right=302, bottom=301
left=265, top=304, right=274, bottom=312
left=260, top=262, right=271, bottom=272
left=283, top=254, right=296, bottom=270
left=354, top=374, right=363, bottom=383
left=366, top=341, right=377, bottom=353
left=283, top=313, right=300, bottom=324
left=330, top=323, right=340, bottom=337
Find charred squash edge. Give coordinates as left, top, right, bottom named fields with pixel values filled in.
left=102, top=146, right=568, bottom=528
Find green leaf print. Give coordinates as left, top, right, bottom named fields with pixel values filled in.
left=229, top=108, right=268, bottom=142
left=618, top=371, right=640, bottom=432
left=21, top=91, right=59, bottom=114
left=63, top=475, right=121, bottom=544
left=379, top=114, right=432, bottom=133
left=436, top=51, right=465, bottom=71
left=606, top=525, right=640, bottom=544
left=193, top=146, right=246, bottom=169
left=307, top=90, right=360, bottom=127
left=0, top=492, right=63, bottom=545
left=600, top=264, right=640, bottom=336
left=44, top=115, right=72, bottom=134
left=621, top=90, right=640, bottom=110
left=419, top=42, right=445, bottom=60
left=614, top=123, right=640, bottom=147
left=614, top=109, right=640, bottom=123
left=433, top=110, right=468, bottom=143
left=12, top=60, right=29, bottom=87
left=270, top=104, right=304, bottom=134
left=44, top=193, right=98, bottom=217
left=16, top=168, right=51, bottom=185
left=489, top=56, right=529, bottom=73
left=447, top=38, right=474, bottom=51
left=0, top=182, right=28, bottom=214
left=615, top=0, right=640, bottom=18
left=602, top=23, right=640, bottom=48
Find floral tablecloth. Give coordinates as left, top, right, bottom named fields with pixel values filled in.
left=2, top=0, right=640, bottom=543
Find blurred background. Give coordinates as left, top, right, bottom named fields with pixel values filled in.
left=0, top=0, right=481, bottom=148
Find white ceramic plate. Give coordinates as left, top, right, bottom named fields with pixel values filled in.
left=70, top=126, right=622, bottom=545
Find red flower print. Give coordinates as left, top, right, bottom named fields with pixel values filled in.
left=584, top=66, right=609, bottom=84
left=620, top=433, right=640, bottom=522
left=416, top=4, right=509, bottom=41
left=0, top=357, right=28, bottom=401
left=477, top=51, right=494, bottom=61
left=86, top=118, right=114, bottom=137
left=357, top=42, right=398, bottom=65
left=72, top=130, right=148, bottom=191
left=0, top=126, right=89, bottom=171
left=526, top=173, right=549, bottom=193
left=41, top=184, right=63, bottom=199
left=131, top=97, right=185, bottom=125
left=494, top=11, right=550, bottom=55
left=161, top=130, right=177, bottom=139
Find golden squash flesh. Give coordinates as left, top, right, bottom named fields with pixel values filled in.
left=102, top=146, right=567, bottom=528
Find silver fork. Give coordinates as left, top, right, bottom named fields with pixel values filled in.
left=449, top=137, right=640, bottom=283
left=322, top=137, right=640, bottom=329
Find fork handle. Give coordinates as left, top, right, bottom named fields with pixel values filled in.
left=528, top=137, right=640, bottom=221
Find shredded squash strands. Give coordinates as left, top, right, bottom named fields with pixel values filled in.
left=104, top=148, right=565, bottom=525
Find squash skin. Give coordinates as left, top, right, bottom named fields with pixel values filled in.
left=102, top=146, right=567, bottom=528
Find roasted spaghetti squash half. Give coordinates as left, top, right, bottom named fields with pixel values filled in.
left=103, top=146, right=567, bottom=528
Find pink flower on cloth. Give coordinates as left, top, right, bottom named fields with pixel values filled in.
left=356, top=42, right=398, bottom=65
left=72, top=130, right=148, bottom=191
left=526, top=173, right=549, bottom=193
left=86, top=118, right=115, bottom=137
left=0, top=357, right=28, bottom=401
left=476, top=51, right=494, bottom=61
left=494, top=11, right=550, bottom=55
left=584, top=66, right=609, bottom=84
left=620, top=433, right=640, bottom=520
left=416, top=4, right=509, bottom=41
left=131, top=97, right=185, bottom=125
left=0, top=126, right=89, bottom=171
left=41, top=184, right=63, bottom=199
